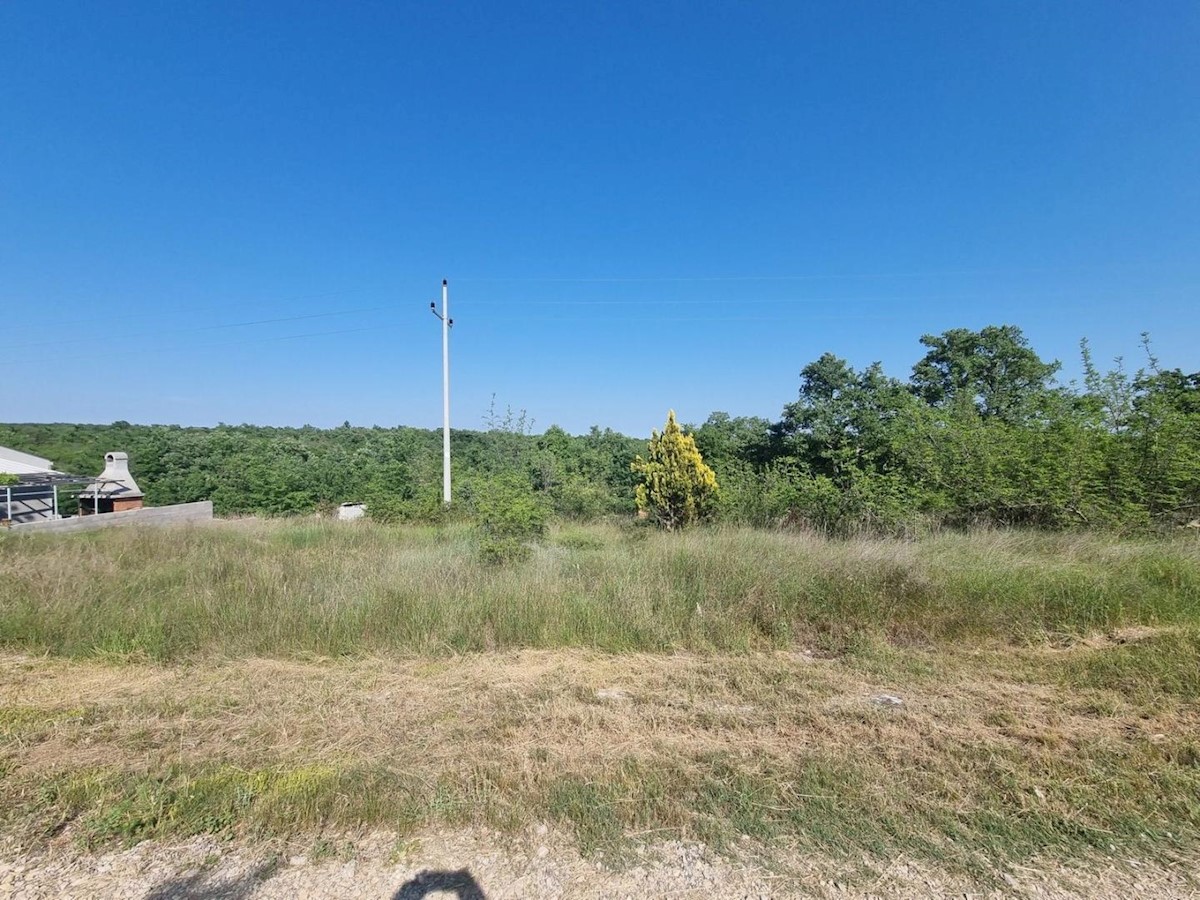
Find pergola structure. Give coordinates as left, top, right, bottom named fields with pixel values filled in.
left=1, top=471, right=95, bottom=524
left=2, top=447, right=148, bottom=526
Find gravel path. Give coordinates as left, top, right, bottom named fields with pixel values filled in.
left=1, top=828, right=1196, bottom=899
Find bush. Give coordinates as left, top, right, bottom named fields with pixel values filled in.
left=714, top=463, right=926, bottom=536
left=551, top=475, right=621, bottom=519
left=478, top=534, right=533, bottom=565
left=714, top=460, right=807, bottom=527
left=632, top=411, right=719, bottom=530
left=471, top=473, right=549, bottom=564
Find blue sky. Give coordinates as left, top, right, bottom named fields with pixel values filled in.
left=3, top=1, right=1197, bottom=436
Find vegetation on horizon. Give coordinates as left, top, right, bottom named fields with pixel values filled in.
left=1, top=324, right=1196, bottom=533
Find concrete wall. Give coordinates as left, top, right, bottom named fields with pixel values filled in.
left=8, top=501, right=213, bottom=535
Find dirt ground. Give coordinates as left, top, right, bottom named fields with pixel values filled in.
left=1, top=827, right=1197, bottom=900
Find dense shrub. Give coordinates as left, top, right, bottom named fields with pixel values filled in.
left=631, top=411, right=719, bottom=530
left=470, top=473, right=549, bottom=564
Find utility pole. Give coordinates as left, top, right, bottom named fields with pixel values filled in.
left=430, top=279, right=453, bottom=505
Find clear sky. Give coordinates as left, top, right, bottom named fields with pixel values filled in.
left=3, top=1, right=1197, bottom=436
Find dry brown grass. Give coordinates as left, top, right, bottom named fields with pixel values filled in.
left=3, top=634, right=1199, bottom=872
left=0, top=643, right=1182, bottom=777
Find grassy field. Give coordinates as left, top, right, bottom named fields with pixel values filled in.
left=1, top=520, right=1199, bottom=878
left=2, top=519, right=1198, bottom=659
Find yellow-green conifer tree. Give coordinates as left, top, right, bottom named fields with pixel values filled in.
left=631, top=410, right=719, bottom=530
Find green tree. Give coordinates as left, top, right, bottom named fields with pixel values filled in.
left=778, top=354, right=918, bottom=483
left=472, top=471, right=549, bottom=563
left=911, top=325, right=1060, bottom=422
left=692, top=412, right=773, bottom=468
left=631, top=411, right=719, bottom=530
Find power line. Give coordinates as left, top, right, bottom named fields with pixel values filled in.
left=461, top=291, right=1178, bottom=308
left=463, top=298, right=1196, bottom=319
left=448, top=261, right=1164, bottom=284
left=12, top=283, right=1188, bottom=353
left=221, top=323, right=390, bottom=347
left=3, top=286, right=381, bottom=326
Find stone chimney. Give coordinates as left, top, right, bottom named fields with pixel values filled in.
left=79, top=452, right=144, bottom=515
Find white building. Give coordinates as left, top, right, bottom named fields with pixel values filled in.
left=0, top=446, right=55, bottom=478
left=336, top=501, right=367, bottom=521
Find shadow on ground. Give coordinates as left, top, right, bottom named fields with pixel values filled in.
left=145, top=859, right=277, bottom=899
left=145, top=859, right=488, bottom=899
left=393, top=868, right=487, bottom=899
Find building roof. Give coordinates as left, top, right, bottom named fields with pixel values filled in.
left=0, top=445, right=93, bottom=488
left=0, top=445, right=55, bottom=476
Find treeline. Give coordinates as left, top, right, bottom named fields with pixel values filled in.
left=2, top=324, right=1197, bottom=532
left=0, top=416, right=644, bottom=522
left=702, top=328, right=1198, bottom=532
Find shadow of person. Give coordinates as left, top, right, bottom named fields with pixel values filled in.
left=392, top=867, right=487, bottom=899
left=145, top=858, right=278, bottom=899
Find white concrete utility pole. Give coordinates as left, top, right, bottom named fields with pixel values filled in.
left=430, top=279, right=453, bottom=505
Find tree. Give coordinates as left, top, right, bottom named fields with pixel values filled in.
left=911, top=325, right=1059, bottom=422
left=777, top=354, right=918, bottom=482
left=631, top=411, right=719, bottom=530
left=481, top=394, right=535, bottom=471
left=692, top=412, right=773, bottom=469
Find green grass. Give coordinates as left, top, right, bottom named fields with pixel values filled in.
left=2, top=521, right=1200, bottom=876
left=15, top=721, right=1200, bottom=866
left=1, top=521, right=1197, bottom=660
left=1058, top=628, right=1200, bottom=700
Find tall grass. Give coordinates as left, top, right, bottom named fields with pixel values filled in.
left=1, top=521, right=1197, bottom=660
